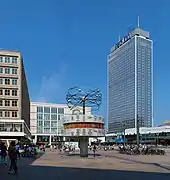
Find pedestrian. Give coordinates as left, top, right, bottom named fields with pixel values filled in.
left=0, top=141, right=2, bottom=164
left=43, top=145, right=46, bottom=152
left=8, top=141, right=18, bottom=175
left=1, top=142, right=7, bottom=164
left=50, top=145, right=53, bottom=151
left=16, top=144, right=20, bottom=160
left=33, top=145, right=38, bottom=159
left=93, top=145, right=96, bottom=158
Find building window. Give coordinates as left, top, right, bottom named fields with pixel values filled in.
left=51, top=128, right=57, bottom=133
left=5, top=57, right=10, bottom=63
left=12, top=100, right=17, bottom=106
left=12, top=68, right=17, bottom=74
left=5, top=100, right=10, bottom=106
left=51, top=108, right=57, bottom=114
left=5, top=111, right=10, bottom=117
left=0, top=57, right=3, bottom=63
left=37, top=121, right=43, bottom=127
left=12, top=89, right=17, bottom=96
left=0, top=67, right=3, bottom=73
left=37, top=107, right=43, bottom=113
left=0, top=100, right=3, bottom=106
left=12, top=111, right=17, bottom=117
left=5, top=68, right=10, bottom=74
left=0, top=89, right=3, bottom=95
left=12, top=57, right=17, bottom=64
left=0, top=79, right=3, bottom=85
left=44, top=107, right=50, bottom=113
left=37, top=127, right=43, bottom=133
left=51, top=121, right=57, bottom=127
left=58, top=115, right=63, bottom=121
left=5, top=89, right=10, bottom=95
left=12, top=79, right=17, bottom=85
left=51, top=114, right=57, bottom=120
left=0, top=111, right=2, bottom=117
left=44, top=121, right=50, bottom=127
left=58, top=108, right=64, bottom=114
left=5, top=79, right=10, bottom=85
left=44, top=114, right=50, bottom=120
left=44, top=128, right=50, bottom=133
left=37, top=114, right=43, bottom=120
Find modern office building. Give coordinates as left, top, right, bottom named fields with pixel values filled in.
left=0, top=50, right=30, bottom=141
left=108, top=27, right=153, bottom=133
left=30, top=102, right=91, bottom=145
left=106, top=125, right=170, bottom=145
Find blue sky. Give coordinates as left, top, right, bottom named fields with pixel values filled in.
left=0, top=0, right=170, bottom=126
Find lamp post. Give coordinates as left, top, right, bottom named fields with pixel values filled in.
left=82, top=97, right=86, bottom=115
left=122, top=122, right=126, bottom=145
left=56, top=132, right=59, bottom=149
left=156, top=133, right=159, bottom=146
left=136, top=115, right=140, bottom=147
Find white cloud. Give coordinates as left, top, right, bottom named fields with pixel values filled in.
left=33, top=66, right=67, bottom=103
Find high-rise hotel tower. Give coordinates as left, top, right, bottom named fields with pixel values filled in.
left=108, top=27, right=153, bottom=133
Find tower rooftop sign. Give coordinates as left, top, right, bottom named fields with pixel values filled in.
left=110, top=28, right=150, bottom=53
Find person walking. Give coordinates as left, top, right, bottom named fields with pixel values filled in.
left=0, top=141, right=2, bottom=164
left=16, top=144, right=20, bottom=160
left=1, top=142, right=7, bottom=164
left=8, top=141, right=18, bottom=175
left=93, top=145, right=97, bottom=158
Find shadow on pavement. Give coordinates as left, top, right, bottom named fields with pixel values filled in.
left=106, top=154, right=170, bottom=171
left=2, top=165, right=170, bottom=180
left=0, top=151, right=44, bottom=178
left=68, top=153, right=101, bottom=157
left=1, top=152, right=170, bottom=180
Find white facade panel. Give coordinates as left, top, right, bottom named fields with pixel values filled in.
left=0, top=132, right=24, bottom=137
left=125, top=126, right=170, bottom=135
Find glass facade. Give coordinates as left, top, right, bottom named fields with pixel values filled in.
left=136, top=36, right=152, bottom=128
left=36, top=106, right=64, bottom=135
left=108, top=28, right=153, bottom=133
left=0, top=122, right=24, bottom=132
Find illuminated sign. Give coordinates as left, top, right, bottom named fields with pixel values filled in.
left=113, top=33, right=132, bottom=52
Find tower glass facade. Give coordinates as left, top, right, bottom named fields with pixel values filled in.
left=108, top=28, right=153, bottom=133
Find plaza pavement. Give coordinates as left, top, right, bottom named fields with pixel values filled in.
left=1, top=150, right=170, bottom=180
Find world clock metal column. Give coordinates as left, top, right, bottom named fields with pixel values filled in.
left=66, top=87, right=102, bottom=157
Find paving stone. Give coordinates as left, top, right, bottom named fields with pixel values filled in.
left=1, top=150, right=170, bottom=180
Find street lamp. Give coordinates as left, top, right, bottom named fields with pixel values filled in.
left=122, top=122, right=126, bottom=145
left=156, top=133, right=159, bottom=146
left=136, top=115, right=140, bottom=147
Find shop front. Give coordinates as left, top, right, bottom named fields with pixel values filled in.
left=37, top=135, right=50, bottom=145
